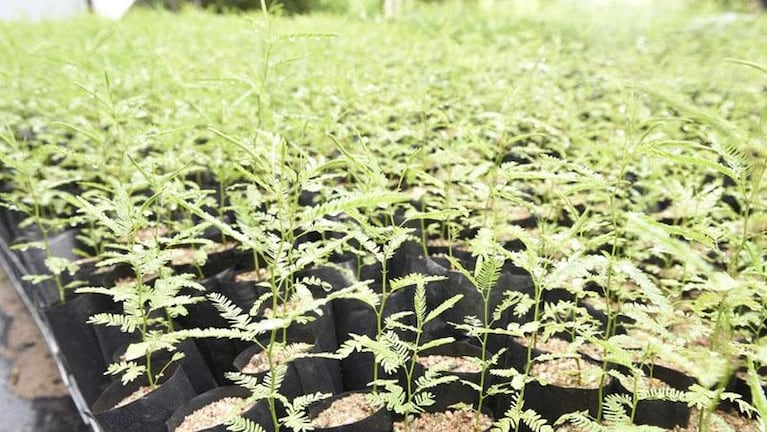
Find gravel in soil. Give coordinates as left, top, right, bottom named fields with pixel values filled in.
left=525, top=336, right=571, bottom=353
left=640, top=375, right=671, bottom=390
left=575, top=342, right=604, bottom=362
left=426, top=238, right=453, bottom=247
left=393, top=409, right=493, bottom=432
left=555, top=408, right=761, bottom=431
left=554, top=423, right=587, bottom=431
left=114, top=386, right=153, bottom=409
left=168, top=248, right=204, bottom=266
left=671, top=409, right=761, bottom=432
left=242, top=346, right=289, bottom=374
left=234, top=268, right=268, bottom=283
left=515, top=335, right=604, bottom=367
left=416, top=355, right=481, bottom=373
left=133, top=226, right=170, bottom=243
left=175, top=396, right=251, bottom=432
left=311, top=393, right=375, bottom=428
left=519, top=327, right=603, bottom=363
left=0, top=269, right=87, bottom=431
left=169, top=242, right=236, bottom=266
left=531, top=357, right=603, bottom=388
left=113, top=275, right=157, bottom=288
left=261, top=297, right=303, bottom=318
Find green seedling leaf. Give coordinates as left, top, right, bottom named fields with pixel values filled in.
left=418, top=337, right=456, bottom=352
left=424, top=294, right=463, bottom=324
left=22, top=274, right=52, bottom=284
left=725, top=58, right=767, bottom=75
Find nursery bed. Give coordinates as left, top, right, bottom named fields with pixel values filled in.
left=0, top=1, right=765, bottom=431
left=0, top=269, right=87, bottom=432
left=0, top=235, right=100, bottom=431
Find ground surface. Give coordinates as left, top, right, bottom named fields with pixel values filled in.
left=0, top=269, right=87, bottom=432
left=0, top=2, right=765, bottom=431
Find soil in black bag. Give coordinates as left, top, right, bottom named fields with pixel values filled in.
left=92, top=361, right=197, bottom=432
left=174, top=269, right=250, bottom=385
left=233, top=330, right=342, bottom=400
left=166, top=386, right=275, bottom=432
left=392, top=409, right=494, bottom=432
left=408, top=340, right=488, bottom=414
left=612, top=376, right=691, bottom=429
left=216, top=267, right=269, bottom=312
left=251, top=292, right=342, bottom=392
left=518, top=357, right=610, bottom=425
left=333, top=283, right=414, bottom=391
left=216, top=264, right=345, bottom=389
left=724, top=369, right=767, bottom=411
left=262, top=294, right=340, bottom=363
left=113, top=339, right=217, bottom=396
left=500, top=335, right=596, bottom=379
left=167, top=241, right=237, bottom=281
left=641, top=361, right=697, bottom=394
left=42, top=292, right=112, bottom=405
left=396, top=243, right=536, bottom=356
left=428, top=269, right=522, bottom=356
left=307, top=390, right=392, bottom=432
left=334, top=248, right=476, bottom=391
left=294, top=265, right=350, bottom=351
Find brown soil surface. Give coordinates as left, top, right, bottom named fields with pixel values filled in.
left=554, top=422, right=590, bottom=431
left=417, top=355, right=481, bottom=373
left=175, top=396, right=250, bottom=432
left=0, top=271, right=68, bottom=399
left=213, top=241, right=237, bottom=253
left=554, top=409, right=760, bottom=431
left=311, top=393, right=376, bottom=428
left=641, top=376, right=670, bottom=390
left=241, top=346, right=289, bottom=374
left=113, top=275, right=157, bottom=288
left=527, top=336, right=570, bottom=353
left=234, top=268, right=268, bottom=283
left=168, top=248, right=200, bottom=266
left=531, top=357, right=603, bottom=388
left=114, top=386, right=153, bottom=409
left=113, top=276, right=137, bottom=287
left=672, top=409, right=761, bottom=432
left=169, top=241, right=236, bottom=266
left=261, top=297, right=302, bottom=318
left=426, top=238, right=453, bottom=247
left=393, top=409, right=493, bottom=432
left=133, top=226, right=169, bottom=243
left=516, top=335, right=603, bottom=362
left=576, top=342, right=604, bottom=361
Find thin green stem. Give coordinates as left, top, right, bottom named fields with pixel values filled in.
left=475, top=287, right=491, bottom=429
left=265, top=325, right=281, bottom=432
left=514, top=277, right=543, bottom=432
left=372, top=259, right=388, bottom=392
left=403, top=315, right=424, bottom=432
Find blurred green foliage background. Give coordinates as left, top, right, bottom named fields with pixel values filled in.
left=136, top=0, right=764, bottom=15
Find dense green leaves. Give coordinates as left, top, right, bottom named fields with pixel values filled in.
left=1, top=1, right=766, bottom=430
